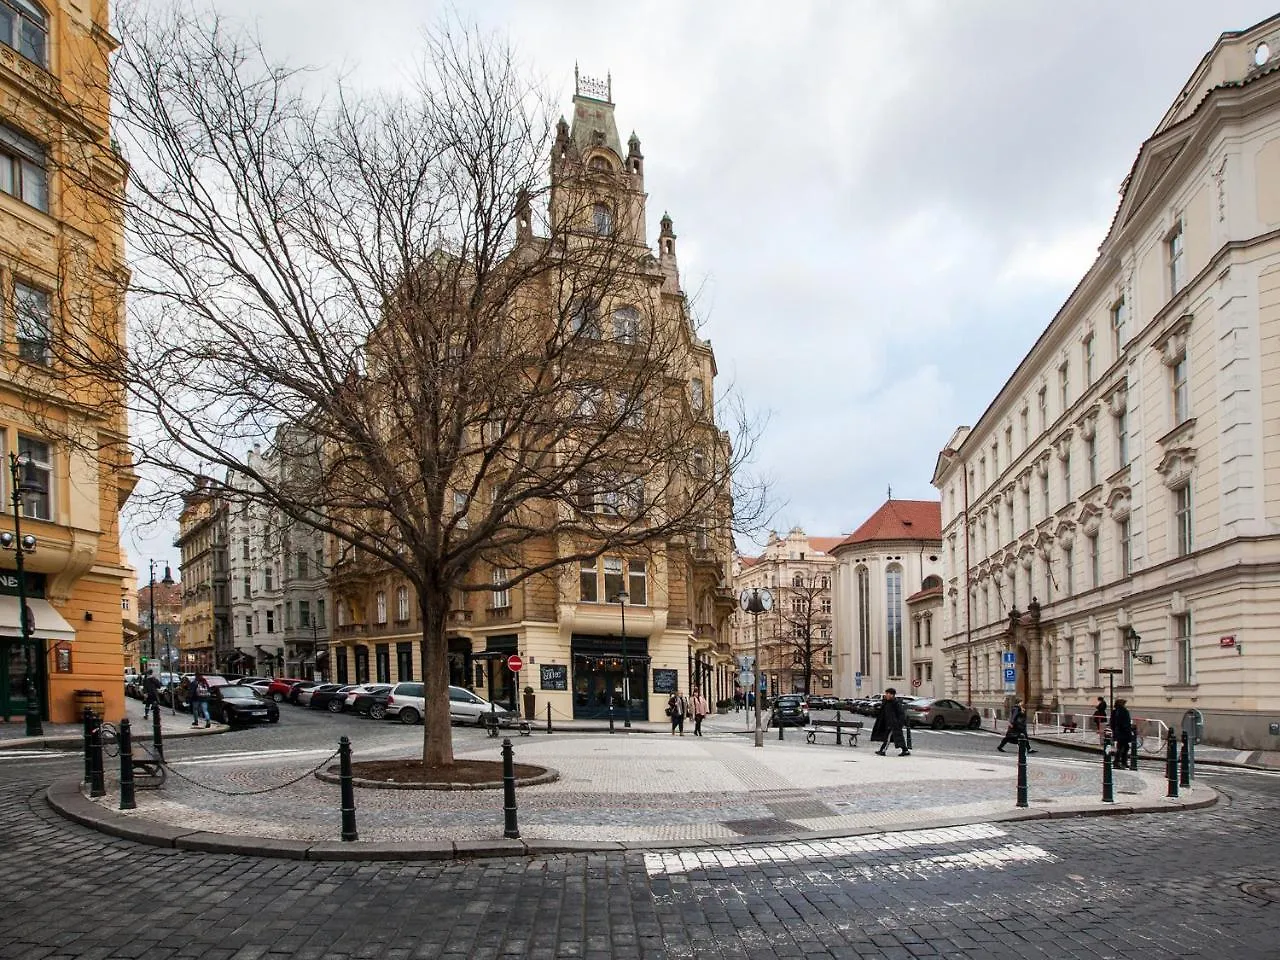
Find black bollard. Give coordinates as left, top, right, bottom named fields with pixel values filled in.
left=609, top=702, right=615, bottom=734
left=89, top=719, right=106, bottom=798
left=835, top=710, right=842, bottom=746
left=1166, top=730, right=1179, bottom=799
left=119, top=718, right=136, bottom=811
left=1016, top=734, right=1029, bottom=808
left=82, top=707, right=94, bottom=787
left=1129, top=733, right=1138, bottom=772
left=151, top=705, right=164, bottom=763
left=338, top=736, right=358, bottom=841
left=1180, top=731, right=1191, bottom=788
left=546, top=703, right=552, bottom=735
left=1101, top=735, right=1114, bottom=803
left=502, top=737, right=520, bottom=840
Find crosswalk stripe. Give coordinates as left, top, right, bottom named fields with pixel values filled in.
left=172, top=747, right=332, bottom=767
left=0, top=749, right=69, bottom=760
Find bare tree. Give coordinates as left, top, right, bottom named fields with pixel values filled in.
left=51, top=6, right=766, bottom=767
left=773, top=576, right=832, bottom=698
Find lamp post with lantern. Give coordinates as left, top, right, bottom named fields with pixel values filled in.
left=4, top=451, right=44, bottom=736
left=614, top=589, right=630, bottom=728
left=147, top=559, right=175, bottom=711
left=739, top=587, right=773, bottom=748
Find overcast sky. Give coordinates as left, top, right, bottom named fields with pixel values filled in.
left=120, top=0, right=1280, bottom=578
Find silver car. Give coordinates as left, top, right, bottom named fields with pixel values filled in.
left=903, top=697, right=982, bottom=730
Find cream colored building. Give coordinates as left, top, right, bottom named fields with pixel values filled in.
left=829, top=500, right=943, bottom=700
left=933, top=15, right=1280, bottom=749
left=730, top=528, right=841, bottom=699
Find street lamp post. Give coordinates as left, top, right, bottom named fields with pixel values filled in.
left=739, top=587, right=773, bottom=748
left=614, top=589, right=630, bottom=728
left=5, top=452, right=43, bottom=736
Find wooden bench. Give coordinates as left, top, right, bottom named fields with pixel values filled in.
left=804, top=719, right=863, bottom=747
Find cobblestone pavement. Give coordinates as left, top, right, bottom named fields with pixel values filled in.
left=67, top=709, right=1199, bottom=843
left=1, top=754, right=1279, bottom=958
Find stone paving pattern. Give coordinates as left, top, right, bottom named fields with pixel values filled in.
left=85, top=725, right=1196, bottom=844
left=0, top=754, right=1277, bottom=959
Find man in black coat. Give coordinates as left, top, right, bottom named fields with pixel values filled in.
left=1111, top=698, right=1134, bottom=766
left=143, top=672, right=161, bottom=720
left=872, top=688, right=909, bottom=756
left=997, top=701, right=1036, bottom=753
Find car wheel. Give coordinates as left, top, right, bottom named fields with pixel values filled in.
left=272, top=692, right=284, bottom=702
left=268, top=715, right=279, bottom=723
left=968, top=715, right=982, bottom=730
left=399, top=707, right=420, bottom=725
left=327, top=698, right=343, bottom=713
left=370, top=704, right=386, bottom=720
left=931, top=716, right=946, bottom=730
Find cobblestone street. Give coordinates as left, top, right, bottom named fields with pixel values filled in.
left=1, top=725, right=1278, bottom=958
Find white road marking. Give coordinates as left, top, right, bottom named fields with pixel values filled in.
left=171, top=747, right=334, bottom=767
left=0, top=749, right=69, bottom=760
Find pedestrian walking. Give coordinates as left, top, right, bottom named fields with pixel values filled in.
left=667, top=690, right=689, bottom=735
left=189, top=673, right=212, bottom=728
left=871, top=688, right=910, bottom=756
left=1092, top=696, right=1108, bottom=740
left=997, top=701, right=1036, bottom=753
left=1111, top=698, right=1134, bottom=766
left=690, top=688, right=710, bottom=737
left=142, top=672, right=160, bottom=720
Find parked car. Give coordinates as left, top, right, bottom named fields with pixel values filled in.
left=287, top=680, right=319, bottom=704
left=265, top=677, right=307, bottom=702
left=384, top=682, right=425, bottom=724
left=904, top=697, right=982, bottom=730
left=310, top=684, right=359, bottom=712
left=296, top=683, right=328, bottom=707
left=342, top=683, right=391, bottom=712
left=769, top=693, right=809, bottom=727
left=350, top=686, right=393, bottom=719
left=448, top=686, right=518, bottom=726
left=234, top=676, right=271, bottom=687
left=240, top=679, right=274, bottom=698
left=208, top=684, right=280, bottom=726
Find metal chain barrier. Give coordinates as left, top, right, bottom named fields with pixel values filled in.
left=161, top=749, right=340, bottom=797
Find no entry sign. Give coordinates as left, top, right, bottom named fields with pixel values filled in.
left=507, top=654, right=523, bottom=673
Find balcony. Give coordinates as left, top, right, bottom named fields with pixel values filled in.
left=334, top=623, right=367, bottom=638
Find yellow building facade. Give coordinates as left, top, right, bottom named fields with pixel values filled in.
left=328, top=77, right=737, bottom=720
left=0, top=0, right=133, bottom=724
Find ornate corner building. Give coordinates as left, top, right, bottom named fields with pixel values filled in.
left=325, top=73, right=737, bottom=718
left=933, top=15, right=1280, bottom=749
left=0, top=0, right=134, bottom=723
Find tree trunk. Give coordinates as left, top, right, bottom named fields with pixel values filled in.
left=420, top=589, right=454, bottom=767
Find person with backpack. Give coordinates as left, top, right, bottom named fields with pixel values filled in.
left=189, top=673, right=212, bottom=728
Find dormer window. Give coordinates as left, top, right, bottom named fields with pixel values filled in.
left=1, top=0, right=47, bottom=68
left=592, top=203, right=613, bottom=236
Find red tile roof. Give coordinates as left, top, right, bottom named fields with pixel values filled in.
left=906, top=585, right=944, bottom=604
left=834, top=499, right=942, bottom=551
left=808, top=536, right=846, bottom=555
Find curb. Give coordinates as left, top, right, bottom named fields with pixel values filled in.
left=1017, top=731, right=1276, bottom=771
left=45, top=775, right=1219, bottom=862
left=0, top=721, right=231, bottom=752
left=313, top=766, right=560, bottom=790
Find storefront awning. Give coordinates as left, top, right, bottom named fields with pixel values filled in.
left=0, top=596, right=76, bottom=643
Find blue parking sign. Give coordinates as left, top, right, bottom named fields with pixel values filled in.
left=1002, top=651, right=1016, bottom=665
left=1003, top=667, right=1017, bottom=683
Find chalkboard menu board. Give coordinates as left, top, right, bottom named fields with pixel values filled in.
left=539, top=664, right=568, bottom=691
left=652, top=668, right=677, bottom=694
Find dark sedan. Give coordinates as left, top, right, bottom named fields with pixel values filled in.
left=769, top=694, right=809, bottom=727
left=309, top=684, right=358, bottom=712
left=351, top=686, right=393, bottom=719
left=208, top=684, right=280, bottom=726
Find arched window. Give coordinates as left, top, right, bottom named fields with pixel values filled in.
left=855, top=565, right=871, bottom=675
left=592, top=202, right=613, bottom=236
left=589, top=155, right=611, bottom=172
left=921, top=574, right=943, bottom=591
left=375, top=591, right=387, bottom=624
left=2, top=0, right=47, bottom=68
left=612, top=305, right=639, bottom=344
left=886, top=564, right=904, bottom=677
left=792, top=573, right=803, bottom=587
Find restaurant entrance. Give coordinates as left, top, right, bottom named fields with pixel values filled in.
left=571, top=635, right=649, bottom=720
